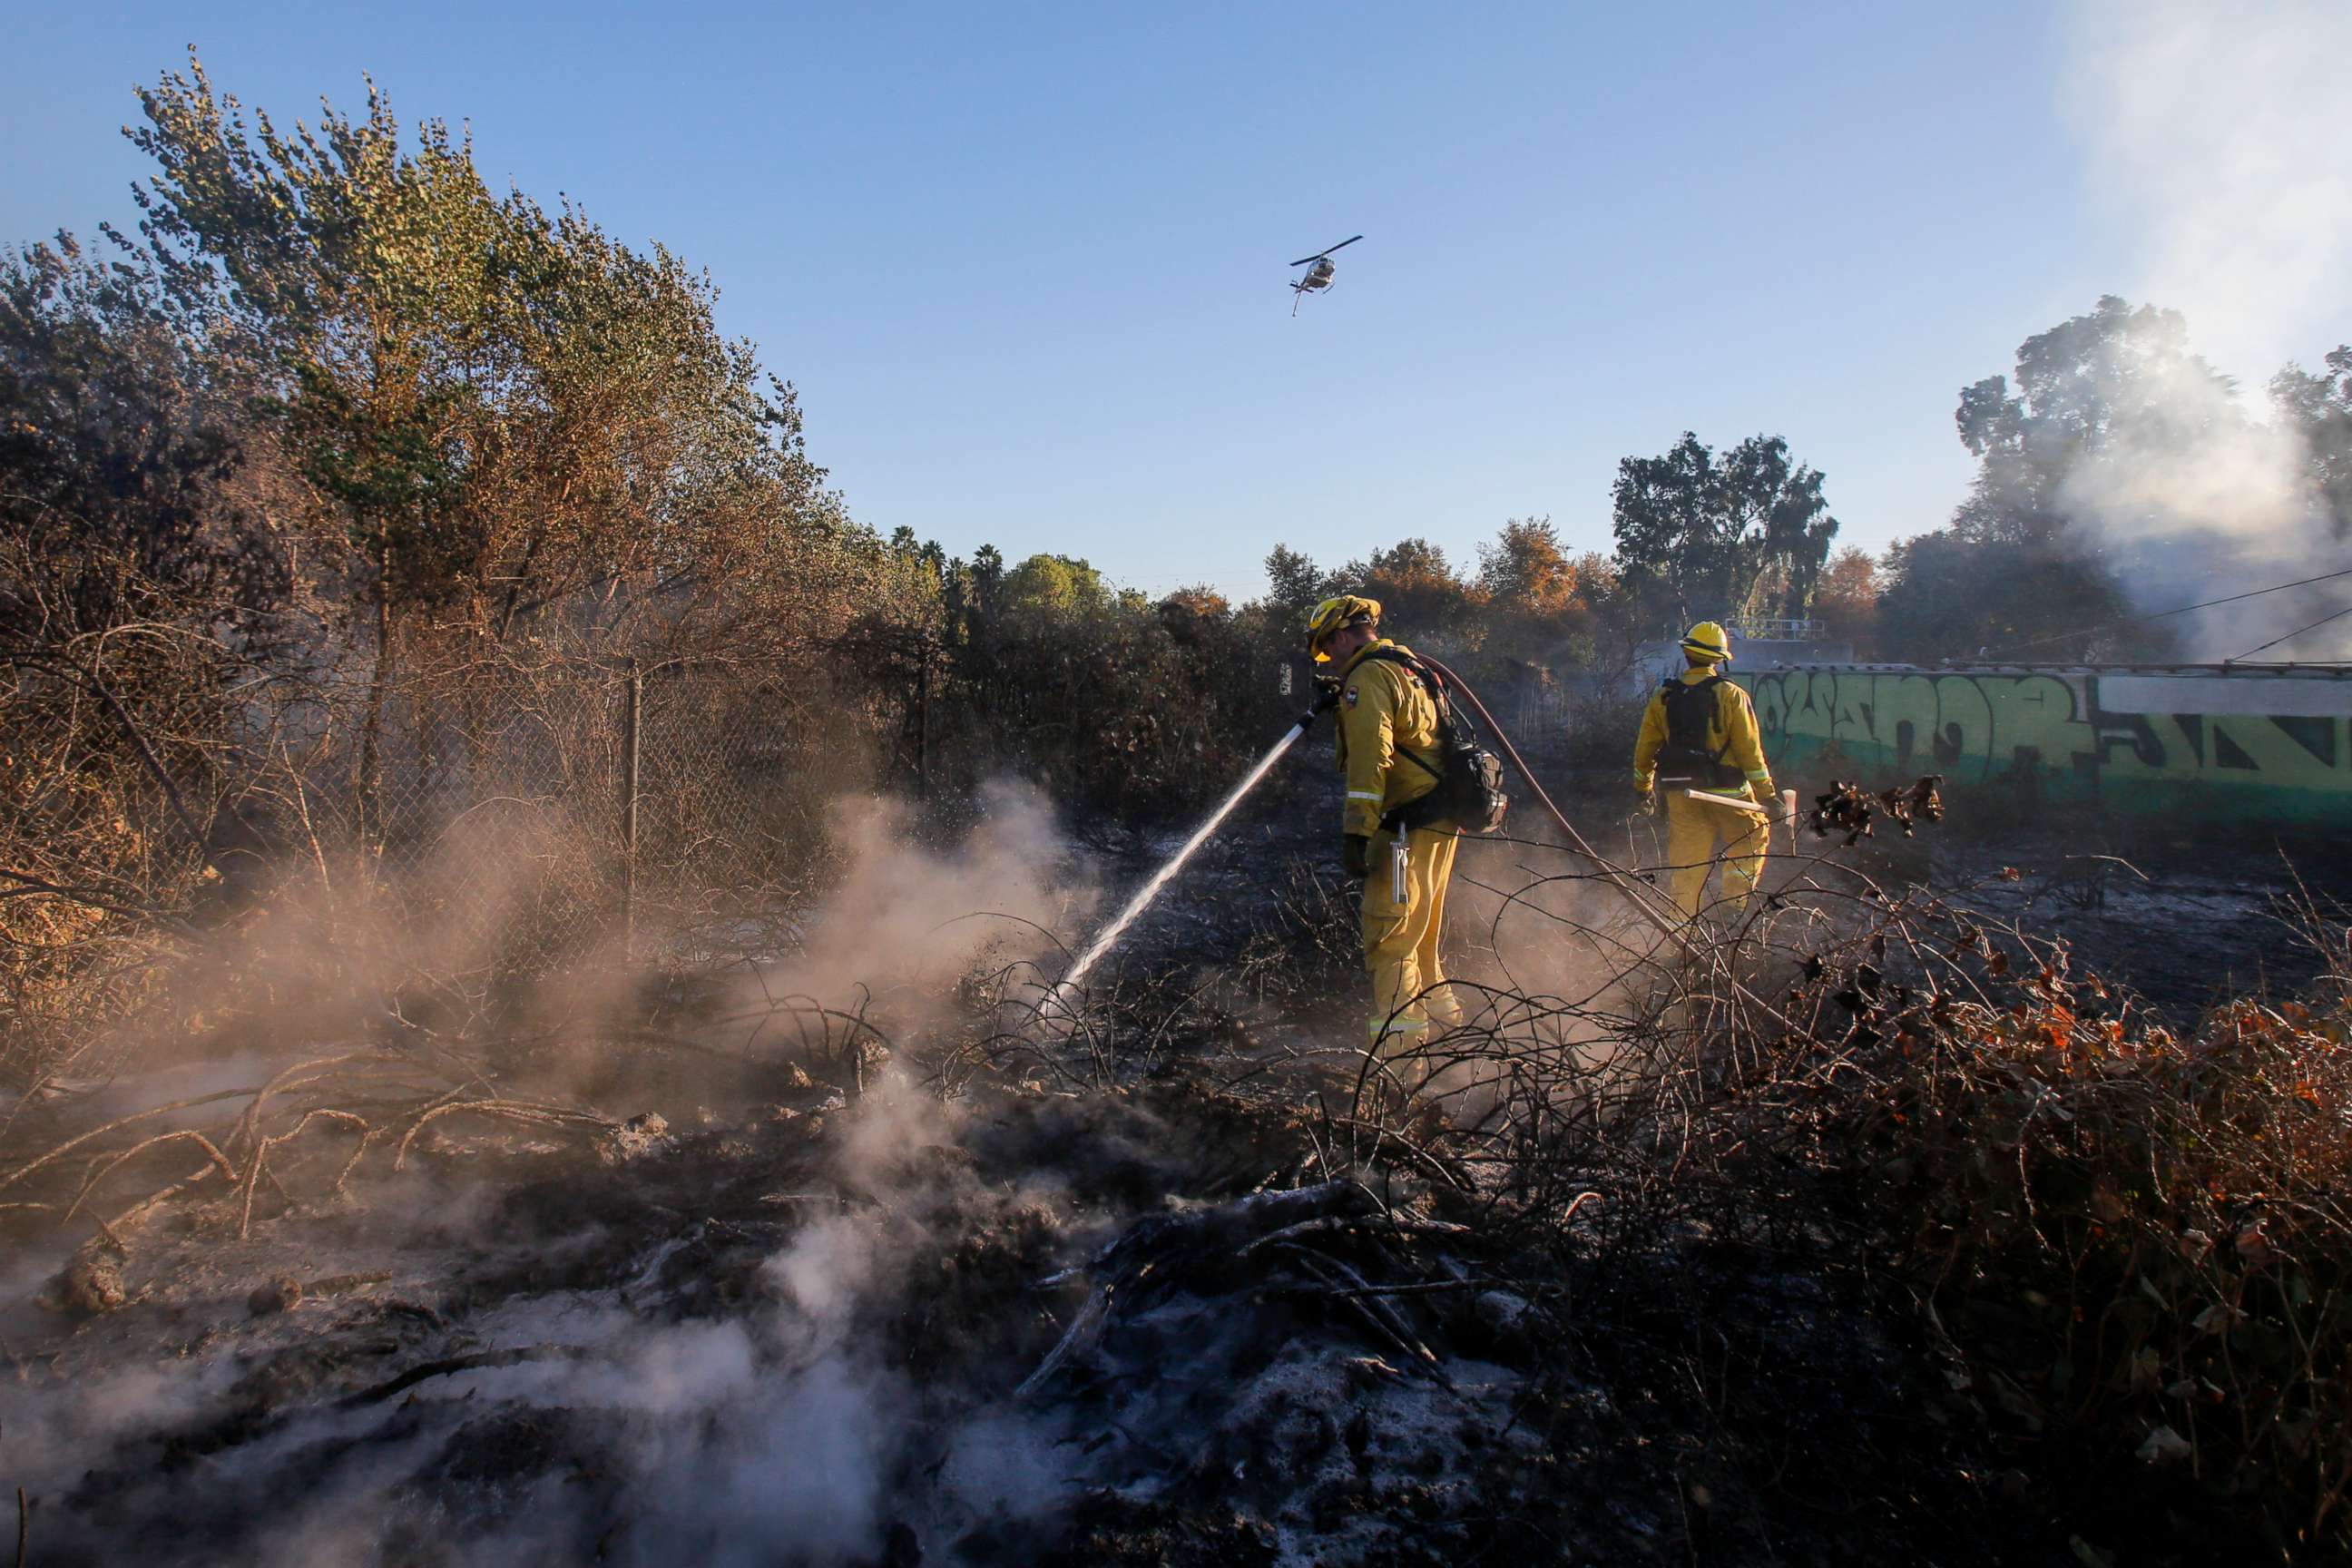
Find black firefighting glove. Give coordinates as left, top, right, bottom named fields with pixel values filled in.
left=1343, top=834, right=1371, bottom=879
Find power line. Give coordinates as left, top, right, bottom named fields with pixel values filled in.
left=1978, top=564, right=2352, bottom=658
left=2225, top=600, right=2352, bottom=662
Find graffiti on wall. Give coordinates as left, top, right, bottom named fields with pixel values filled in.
left=1735, top=668, right=2352, bottom=823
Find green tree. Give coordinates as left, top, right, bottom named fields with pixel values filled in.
left=1610, top=433, right=1838, bottom=630
left=1001, top=553, right=1110, bottom=615
left=1951, top=295, right=2237, bottom=547
left=1876, top=531, right=2149, bottom=663
left=1874, top=297, right=2332, bottom=662
left=969, top=544, right=1006, bottom=601
left=103, top=53, right=886, bottom=847
left=1261, top=544, right=1332, bottom=617
left=2273, top=346, right=2352, bottom=538
left=0, top=233, right=264, bottom=651
left=121, top=53, right=846, bottom=652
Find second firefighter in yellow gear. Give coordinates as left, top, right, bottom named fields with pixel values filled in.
left=1632, top=622, right=1777, bottom=918
left=1308, top=597, right=1463, bottom=1052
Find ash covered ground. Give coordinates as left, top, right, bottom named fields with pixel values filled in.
left=1, top=772, right=2329, bottom=1566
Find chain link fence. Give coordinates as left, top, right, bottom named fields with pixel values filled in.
left=1, top=642, right=847, bottom=1088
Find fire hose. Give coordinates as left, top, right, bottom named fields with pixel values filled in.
left=1298, top=655, right=1792, bottom=1032
left=1417, top=659, right=1802, bottom=1031
left=1410, top=654, right=1698, bottom=955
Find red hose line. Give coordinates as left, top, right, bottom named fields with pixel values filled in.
left=1416, top=655, right=1693, bottom=951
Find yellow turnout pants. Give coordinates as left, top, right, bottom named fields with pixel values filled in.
left=1360, top=824, right=1460, bottom=1052
left=1664, top=793, right=1767, bottom=917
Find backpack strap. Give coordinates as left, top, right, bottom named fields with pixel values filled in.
left=1396, top=746, right=1445, bottom=783
left=1662, top=674, right=1729, bottom=750
left=1350, top=648, right=1451, bottom=780
left=1356, top=647, right=1475, bottom=731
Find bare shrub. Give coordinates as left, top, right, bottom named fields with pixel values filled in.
left=1326, top=829, right=2352, bottom=1559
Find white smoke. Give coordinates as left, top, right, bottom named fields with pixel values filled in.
left=2059, top=0, right=2352, bottom=659
left=760, top=779, right=1091, bottom=1014
left=2049, top=333, right=2343, bottom=658
left=2071, top=0, right=2352, bottom=377
left=0, top=784, right=1107, bottom=1565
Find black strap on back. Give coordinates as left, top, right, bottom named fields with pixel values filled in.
left=1350, top=648, right=1455, bottom=779
left=1659, top=673, right=1734, bottom=776
left=1350, top=647, right=1512, bottom=838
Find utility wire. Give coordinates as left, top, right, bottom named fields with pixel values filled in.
left=2223, top=600, right=2352, bottom=662
left=1978, top=564, right=2352, bottom=658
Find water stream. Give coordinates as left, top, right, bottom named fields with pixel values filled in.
left=1048, top=719, right=1311, bottom=1005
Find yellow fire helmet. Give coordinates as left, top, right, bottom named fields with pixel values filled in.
left=1307, top=594, right=1381, bottom=662
left=1680, top=620, right=1732, bottom=663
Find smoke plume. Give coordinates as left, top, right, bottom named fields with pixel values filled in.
left=0, top=780, right=1109, bottom=1566
left=2052, top=0, right=2352, bottom=659
left=760, top=779, right=1093, bottom=1020
left=2072, top=0, right=2352, bottom=379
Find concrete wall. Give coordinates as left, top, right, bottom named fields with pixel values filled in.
left=1731, top=665, right=2352, bottom=828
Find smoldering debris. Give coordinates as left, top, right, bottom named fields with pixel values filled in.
left=0, top=766, right=1544, bottom=1566
left=0, top=1061, right=1584, bottom=1568
left=5, top=774, right=2333, bottom=1566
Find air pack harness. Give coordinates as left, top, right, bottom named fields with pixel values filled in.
left=1653, top=672, right=1744, bottom=790
left=1349, top=648, right=1509, bottom=837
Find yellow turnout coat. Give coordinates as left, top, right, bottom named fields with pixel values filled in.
left=1334, top=641, right=1462, bottom=1048
left=1632, top=665, right=1776, bottom=917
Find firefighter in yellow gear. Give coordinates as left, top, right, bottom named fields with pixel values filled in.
left=1632, top=621, right=1777, bottom=918
left=1306, top=595, right=1463, bottom=1053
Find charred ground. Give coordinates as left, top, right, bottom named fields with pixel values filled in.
left=7, top=771, right=2347, bottom=1566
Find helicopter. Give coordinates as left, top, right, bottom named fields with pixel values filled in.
left=1289, top=235, right=1362, bottom=314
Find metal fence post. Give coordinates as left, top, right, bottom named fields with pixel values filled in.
left=916, top=636, right=930, bottom=802
left=621, top=659, right=642, bottom=961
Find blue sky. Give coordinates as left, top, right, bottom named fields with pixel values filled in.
left=3, top=2, right=2304, bottom=601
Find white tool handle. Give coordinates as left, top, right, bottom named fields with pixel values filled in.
left=1681, top=787, right=1769, bottom=816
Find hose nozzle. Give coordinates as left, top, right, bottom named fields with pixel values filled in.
left=1298, top=677, right=1341, bottom=729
